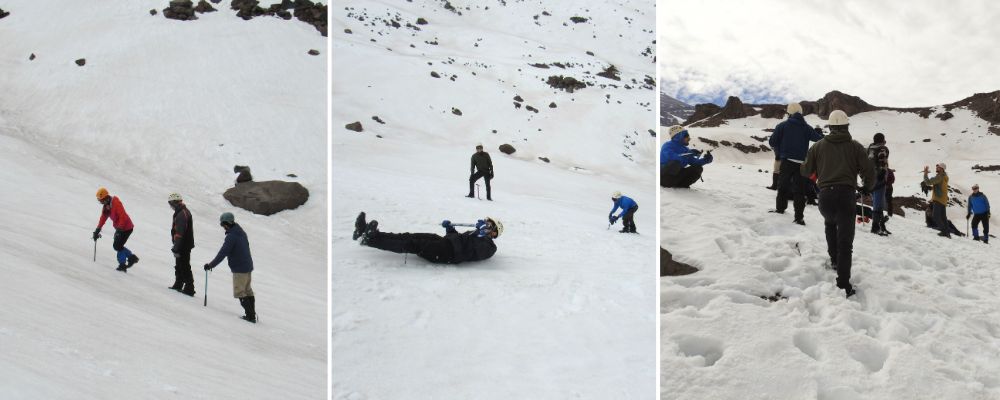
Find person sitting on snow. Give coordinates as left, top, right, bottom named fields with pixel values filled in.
left=352, top=212, right=500, bottom=264
left=967, top=184, right=991, bottom=243
left=609, top=191, right=638, bottom=233
left=661, top=125, right=713, bottom=188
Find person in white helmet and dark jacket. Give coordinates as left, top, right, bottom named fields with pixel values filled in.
left=168, top=193, right=196, bottom=296
left=204, top=212, right=256, bottom=323
left=800, top=110, right=875, bottom=297
left=769, top=102, right=824, bottom=225
left=352, top=212, right=500, bottom=264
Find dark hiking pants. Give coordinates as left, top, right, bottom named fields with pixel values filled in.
left=112, top=229, right=134, bottom=266
left=661, top=164, right=703, bottom=188
left=621, top=205, right=638, bottom=233
left=818, top=186, right=856, bottom=291
left=175, top=250, right=193, bottom=284
left=972, top=213, right=990, bottom=240
left=932, top=202, right=949, bottom=236
left=776, top=159, right=806, bottom=220
left=469, top=171, right=492, bottom=198
left=366, top=232, right=456, bottom=263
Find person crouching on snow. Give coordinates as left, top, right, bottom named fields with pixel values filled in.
left=352, top=212, right=500, bottom=264
left=661, top=125, right=713, bottom=188
left=609, top=191, right=638, bottom=233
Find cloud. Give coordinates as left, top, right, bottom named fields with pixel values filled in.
left=658, top=0, right=1000, bottom=107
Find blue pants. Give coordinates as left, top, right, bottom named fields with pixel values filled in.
left=871, top=188, right=886, bottom=219
left=113, top=229, right=134, bottom=266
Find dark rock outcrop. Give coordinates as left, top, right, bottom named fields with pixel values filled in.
left=804, top=90, right=878, bottom=118
left=936, top=111, right=954, bottom=121
left=498, top=144, right=516, bottom=154
left=234, top=165, right=253, bottom=183
left=164, top=0, right=198, bottom=20
left=944, top=90, right=1000, bottom=125
left=223, top=180, right=309, bottom=216
left=194, top=0, right=217, bottom=13
left=596, top=65, right=620, bottom=81
left=546, top=75, right=586, bottom=93
left=661, top=248, right=697, bottom=276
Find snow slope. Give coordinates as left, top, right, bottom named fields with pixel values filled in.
left=333, top=1, right=656, bottom=398
left=0, top=2, right=326, bottom=399
left=662, top=108, right=1000, bottom=399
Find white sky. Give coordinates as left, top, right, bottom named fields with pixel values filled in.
left=658, top=0, right=1000, bottom=107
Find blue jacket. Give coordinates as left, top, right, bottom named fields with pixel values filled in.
left=208, top=224, right=254, bottom=273
left=661, top=131, right=712, bottom=167
left=969, top=192, right=991, bottom=215
left=610, top=195, right=637, bottom=218
left=769, top=113, right=824, bottom=162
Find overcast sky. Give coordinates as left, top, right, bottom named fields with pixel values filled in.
left=658, top=0, right=1000, bottom=107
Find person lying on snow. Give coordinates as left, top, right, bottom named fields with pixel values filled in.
left=352, top=212, right=501, bottom=264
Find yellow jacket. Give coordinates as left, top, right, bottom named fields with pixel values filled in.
left=923, top=172, right=949, bottom=206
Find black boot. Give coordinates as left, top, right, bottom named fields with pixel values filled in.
left=352, top=212, right=367, bottom=240
left=126, top=254, right=139, bottom=268
left=169, top=279, right=183, bottom=291
left=360, top=221, right=378, bottom=246
left=181, top=282, right=196, bottom=296
left=766, top=174, right=778, bottom=190
left=241, top=296, right=257, bottom=323
left=116, top=263, right=128, bottom=272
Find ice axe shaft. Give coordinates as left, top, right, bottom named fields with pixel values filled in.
left=204, top=270, right=209, bottom=307
left=93, top=239, right=97, bottom=262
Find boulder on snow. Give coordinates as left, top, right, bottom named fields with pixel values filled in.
left=194, top=0, right=217, bottom=13
left=29, top=53, right=35, bottom=61
left=75, top=58, right=86, bottom=66
left=345, top=121, right=363, bottom=132
left=0, top=8, right=9, bottom=19
left=223, top=180, right=309, bottom=216
left=498, top=144, right=516, bottom=154
left=233, top=165, right=253, bottom=183
left=150, top=9, right=158, bottom=15
left=661, top=248, right=697, bottom=276
left=163, top=0, right=198, bottom=20
left=307, top=49, right=320, bottom=56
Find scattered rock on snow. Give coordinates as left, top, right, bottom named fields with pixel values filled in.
left=371, top=116, right=385, bottom=124
left=538, top=157, right=550, bottom=163
left=308, top=49, right=320, bottom=56
left=194, top=0, right=217, bottom=13
left=546, top=75, right=586, bottom=92
left=150, top=9, right=158, bottom=15
left=224, top=180, right=309, bottom=216
left=549, top=102, right=557, bottom=108
left=0, top=8, right=9, bottom=19
left=75, top=58, right=86, bottom=66
left=416, top=17, right=427, bottom=24
left=29, top=53, right=35, bottom=61
left=570, top=16, right=588, bottom=23
left=596, top=64, right=621, bottom=81
left=936, top=111, right=954, bottom=121
left=164, top=0, right=198, bottom=20
left=430, top=71, right=440, bottom=78
left=345, top=121, right=363, bottom=132
left=498, top=144, right=516, bottom=154
left=451, top=107, right=462, bottom=116
left=661, top=248, right=697, bottom=276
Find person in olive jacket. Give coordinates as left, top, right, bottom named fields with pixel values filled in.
left=168, top=193, right=196, bottom=296
left=204, top=212, right=256, bottom=323
left=353, top=212, right=501, bottom=264
left=467, top=144, right=494, bottom=200
left=800, top=110, right=875, bottom=298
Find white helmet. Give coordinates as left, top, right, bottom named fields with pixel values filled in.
left=937, top=162, right=947, bottom=170
left=828, top=110, right=849, bottom=126
left=786, top=102, right=802, bottom=115
left=668, top=125, right=686, bottom=138
left=168, top=193, right=183, bottom=202
left=486, top=217, right=503, bottom=237
left=612, top=191, right=622, bottom=199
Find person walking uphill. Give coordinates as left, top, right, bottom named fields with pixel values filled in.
left=204, top=212, right=256, bottom=323
left=168, top=193, right=195, bottom=296
left=769, top=102, right=824, bottom=225
left=467, top=144, right=494, bottom=200
left=94, top=187, right=140, bottom=272
left=968, top=184, right=991, bottom=243
left=661, top=125, right=713, bottom=188
left=352, top=212, right=500, bottom=264
left=800, top=110, right=875, bottom=297
left=923, top=163, right=951, bottom=238
left=609, top=192, right=638, bottom=233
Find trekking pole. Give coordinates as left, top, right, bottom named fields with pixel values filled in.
left=93, top=239, right=97, bottom=262
left=204, top=270, right=209, bottom=307
left=476, top=184, right=481, bottom=200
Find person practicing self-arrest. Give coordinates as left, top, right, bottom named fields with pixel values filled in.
left=352, top=212, right=500, bottom=264
left=609, top=191, right=638, bottom=233
left=467, top=143, right=494, bottom=201
left=94, top=187, right=140, bottom=272
left=967, top=184, right=991, bottom=243
left=168, top=193, right=196, bottom=296
left=800, top=110, right=874, bottom=298
left=768, top=102, right=824, bottom=225
left=661, top=125, right=713, bottom=188
left=204, top=212, right=257, bottom=323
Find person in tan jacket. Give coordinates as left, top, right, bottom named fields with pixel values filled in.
left=800, top=110, right=875, bottom=297
left=923, top=163, right=951, bottom=238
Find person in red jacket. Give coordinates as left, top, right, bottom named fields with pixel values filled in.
left=94, top=187, right=139, bottom=272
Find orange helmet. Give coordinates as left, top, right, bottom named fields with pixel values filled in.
left=96, top=187, right=109, bottom=200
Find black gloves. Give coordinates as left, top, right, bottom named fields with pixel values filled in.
left=92, top=229, right=101, bottom=241
left=609, top=215, right=619, bottom=224
left=441, top=220, right=452, bottom=228
left=204, top=264, right=214, bottom=271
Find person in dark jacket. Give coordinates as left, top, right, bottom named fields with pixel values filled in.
left=609, top=192, right=638, bottom=233
left=769, top=103, right=824, bottom=224
left=204, top=212, right=256, bottom=323
left=800, top=110, right=875, bottom=297
left=353, top=212, right=500, bottom=264
left=168, top=193, right=196, bottom=296
left=94, top=187, right=140, bottom=272
left=661, top=125, right=713, bottom=188
left=867, top=133, right=892, bottom=235
left=467, top=144, right=494, bottom=200
left=967, top=184, right=991, bottom=243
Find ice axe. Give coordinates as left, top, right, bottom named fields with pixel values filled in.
left=204, top=269, right=209, bottom=307
left=93, top=239, right=97, bottom=262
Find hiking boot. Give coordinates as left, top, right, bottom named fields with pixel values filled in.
left=844, top=286, right=856, bottom=297
left=126, top=254, right=139, bottom=268
left=352, top=212, right=367, bottom=240
left=116, top=264, right=128, bottom=272
left=938, top=232, right=952, bottom=239
left=973, top=236, right=981, bottom=242
left=360, top=221, right=378, bottom=245
left=181, top=282, right=196, bottom=297
left=793, top=219, right=805, bottom=226
left=619, top=228, right=629, bottom=233
left=465, top=193, right=474, bottom=198
left=169, top=280, right=183, bottom=291
left=240, top=296, right=257, bottom=323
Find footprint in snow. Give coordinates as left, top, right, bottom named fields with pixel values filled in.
left=672, top=334, right=724, bottom=367
left=792, top=330, right=821, bottom=361
left=847, top=340, right=888, bottom=373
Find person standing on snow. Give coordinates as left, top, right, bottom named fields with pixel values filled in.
left=800, top=110, right=875, bottom=297
left=352, top=212, right=500, bottom=264
left=768, top=102, right=824, bottom=225
left=94, top=187, right=140, bottom=272
left=204, top=212, right=256, bottom=323
left=609, top=192, right=638, bottom=233
left=923, top=163, right=951, bottom=238
left=867, top=133, right=892, bottom=235
left=168, top=193, right=196, bottom=296
left=467, top=144, right=494, bottom=201
left=967, top=184, right=991, bottom=243
left=661, top=125, right=713, bottom=188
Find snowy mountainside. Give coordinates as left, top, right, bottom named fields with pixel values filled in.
left=661, top=96, right=1000, bottom=399
left=659, top=91, right=693, bottom=126
left=333, top=1, right=656, bottom=398
left=0, top=1, right=326, bottom=399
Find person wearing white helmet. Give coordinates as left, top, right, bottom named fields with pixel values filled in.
left=800, top=109, right=875, bottom=297
left=923, top=162, right=951, bottom=238
left=168, top=193, right=196, bottom=296
left=352, top=212, right=499, bottom=264
left=609, top=191, right=638, bottom=233
left=661, top=125, right=713, bottom=188
left=768, top=102, right=824, bottom=225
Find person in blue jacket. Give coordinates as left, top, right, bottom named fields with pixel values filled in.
left=609, top=192, right=638, bottom=233
left=204, top=212, right=257, bottom=323
left=661, top=125, right=713, bottom=188
left=967, top=184, right=991, bottom=243
left=768, top=102, right=824, bottom=225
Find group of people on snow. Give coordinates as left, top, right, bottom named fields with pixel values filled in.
left=661, top=102, right=993, bottom=298
left=93, top=188, right=258, bottom=323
